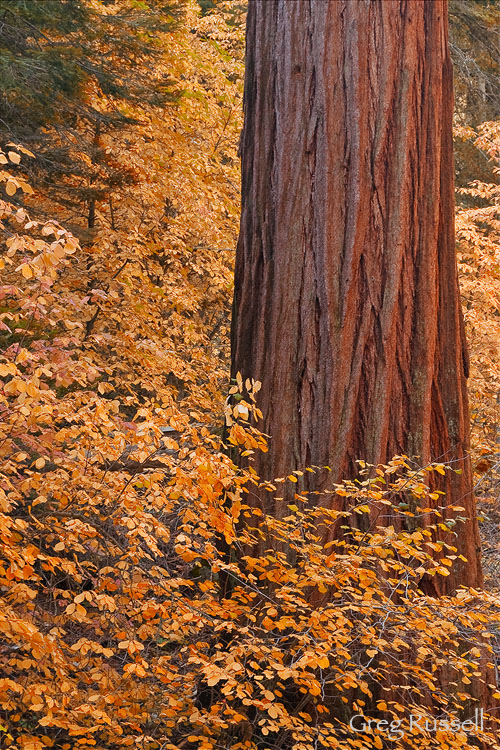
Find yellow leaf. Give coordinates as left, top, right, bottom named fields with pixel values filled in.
left=5, top=179, right=17, bottom=196
left=8, top=151, right=21, bottom=165
left=22, top=740, right=44, bottom=750
left=0, top=363, right=17, bottom=377
left=21, top=264, right=33, bottom=279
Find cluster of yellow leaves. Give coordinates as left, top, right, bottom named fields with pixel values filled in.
left=2, top=365, right=500, bottom=750
left=24, top=0, right=244, bottom=422
left=0, top=1, right=244, bottom=746
left=456, top=122, right=500, bottom=480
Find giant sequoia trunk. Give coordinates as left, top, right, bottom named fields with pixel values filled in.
left=231, top=0, right=482, bottom=592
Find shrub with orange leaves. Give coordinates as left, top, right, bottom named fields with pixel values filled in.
left=0, top=318, right=500, bottom=750
left=455, top=122, right=500, bottom=583
left=456, top=121, right=500, bottom=469
left=1, top=200, right=500, bottom=750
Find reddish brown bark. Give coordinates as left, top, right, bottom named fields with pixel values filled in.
left=231, top=0, right=482, bottom=592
